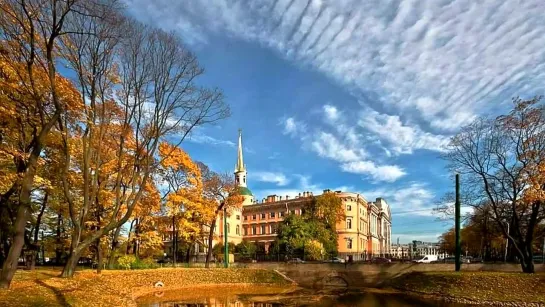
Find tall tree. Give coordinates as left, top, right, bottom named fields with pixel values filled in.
left=57, top=16, right=228, bottom=277
left=201, top=171, right=243, bottom=268
left=0, top=0, right=86, bottom=287
left=443, top=97, right=545, bottom=273
left=159, top=142, right=204, bottom=265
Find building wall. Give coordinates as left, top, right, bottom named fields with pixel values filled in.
left=335, top=192, right=369, bottom=261
left=213, top=190, right=392, bottom=260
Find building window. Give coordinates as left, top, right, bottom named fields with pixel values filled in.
left=280, top=211, right=285, bottom=217
left=252, top=226, right=256, bottom=235
left=236, top=215, right=240, bottom=220
left=243, top=176, right=246, bottom=183
left=261, top=213, right=266, bottom=219
left=346, top=218, right=352, bottom=229
left=261, top=225, right=266, bottom=234
left=347, top=204, right=352, bottom=211
left=301, top=208, right=306, bottom=215
left=236, top=225, right=240, bottom=235
left=227, top=223, right=230, bottom=234
left=347, top=238, right=353, bottom=249
left=272, top=224, right=278, bottom=234
left=270, top=212, right=275, bottom=218
left=244, top=215, right=247, bottom=221
left=252, top=214, right=256, bottom=220
left=244, top=227, right=247, bottom=235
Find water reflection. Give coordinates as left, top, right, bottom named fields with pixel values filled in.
left=137, top=286, right=467, bottom=307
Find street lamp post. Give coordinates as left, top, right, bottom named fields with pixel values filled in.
left=504, top=221, right=510, bottom=263
left=223, top=205, right=228, bottom=268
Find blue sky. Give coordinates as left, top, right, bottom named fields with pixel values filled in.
left=124, top=0, right=545, bottom=243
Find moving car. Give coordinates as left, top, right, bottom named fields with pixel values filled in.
left=288, top=258, right=305, bottom=264
left=414, top=255, right=438, bottom=263
left=323, top=257, right=346, bottom=263
left=371, top=257, right=392, bottom=264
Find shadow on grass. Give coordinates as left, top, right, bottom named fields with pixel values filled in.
left=35, top=279, right=69, bottom=307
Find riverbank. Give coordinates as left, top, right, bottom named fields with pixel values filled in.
left=0, top=268, right=292, bottom=307
left=389, top=271, right=545, bottom=305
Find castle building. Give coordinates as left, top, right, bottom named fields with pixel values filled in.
left=212, top=130, right=392, bottom=261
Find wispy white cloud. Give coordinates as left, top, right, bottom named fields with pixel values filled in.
left=281, top=117, right=306, bottom=137
left=341, top=161, right=406, bottom=183
left=126, top=0, right=545, bottom=135
left=359, top=106, right=450, bottom=155
left=280, top=109, right=406, bottom=182
left=253, top=173, right=350, bottom=200
left=187, top=134, right=235, bottom=147
left=251, top=171, right=290, bottom=186
left=361, top=182, right=436, bottom=217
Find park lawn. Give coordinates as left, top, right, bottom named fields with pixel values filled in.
left=390, top=271, right=545, bottom=304
left=0, top=267, right=290, bottom=307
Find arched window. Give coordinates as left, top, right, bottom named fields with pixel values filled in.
left=236, top=225, right=240, bottom=235
left=243, top=176, right=246, bottom=183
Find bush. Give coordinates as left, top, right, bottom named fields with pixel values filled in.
left=131, top=257, right=159, bottom=269
left=117, top=255, right=136, bottom=270
left=117, top=255, right=159, bottom=270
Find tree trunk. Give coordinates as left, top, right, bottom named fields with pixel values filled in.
left=205, top=219, right=217, bottom=268
left=172, top=215, right=177, bottom=265
left=96, top=241, right=103, bottom=274
left=107, top=226, right=122, bottom=269
left=61, top=230, right=82, bottom=278
left=30, top=194, right=47, bottom=270
left=0, top=202, right=30, bottom=288
left=186, top=245, right=192, bottom=263
left=61, top=249, right=81, bottom=278
left=55, top=211, right=62, bottom=265
left=126, top=220, right=135, bottom=254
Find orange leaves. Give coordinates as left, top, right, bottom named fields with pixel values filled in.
left=159, top=142, right=202, bottom=189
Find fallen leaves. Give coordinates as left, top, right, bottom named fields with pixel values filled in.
left=0, top=267, right=290, bottom=307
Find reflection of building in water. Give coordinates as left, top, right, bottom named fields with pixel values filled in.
left=164, top=130, right=392, bottom=261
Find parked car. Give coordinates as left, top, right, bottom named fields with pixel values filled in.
left=288, top=258, right=305, bottom=264
left=371, top=257, right=391, bottom=264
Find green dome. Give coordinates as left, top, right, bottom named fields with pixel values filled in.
left=238, top=186, right=253, bottom=196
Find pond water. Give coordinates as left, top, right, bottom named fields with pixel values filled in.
left=137, top=285, right=468, bottom=307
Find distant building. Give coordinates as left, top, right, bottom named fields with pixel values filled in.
left=391, top=241, right=446, bottom=259
left=165, top=130, right=393, bottom=261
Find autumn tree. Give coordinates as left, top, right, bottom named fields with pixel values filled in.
left=0, top=0, right=90, bottom=287
left=158, top=142, right=206, bottom=265
left=443, top=97, right=545, bottom=273
left=201, top=170, right=243, bottom=268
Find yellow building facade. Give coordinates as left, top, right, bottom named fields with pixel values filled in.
left=213, top=130, right=392, bottom=260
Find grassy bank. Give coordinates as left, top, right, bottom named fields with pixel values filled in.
left=390, top=271, right=545, bottom=305
left=0, top=268, right=291, bottom=307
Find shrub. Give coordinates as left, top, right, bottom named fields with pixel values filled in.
left=131, top=257, right=159, bottom=269
left=117, top=255, right=136, bottom=270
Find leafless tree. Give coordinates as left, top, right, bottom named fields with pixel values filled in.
left=442, top=97, right=545, bottom=273
left=58, top=17, right=229, bottom=277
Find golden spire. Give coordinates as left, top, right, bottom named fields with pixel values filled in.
left=235, top=129, right=245, bottom=173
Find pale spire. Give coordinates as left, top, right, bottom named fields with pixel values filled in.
left=235, top=129, right=245, bottom=172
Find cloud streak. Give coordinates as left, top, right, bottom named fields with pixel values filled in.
left=125, top=0, right=545, bottom=136
left=251, top=171, right=291, bottom=186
